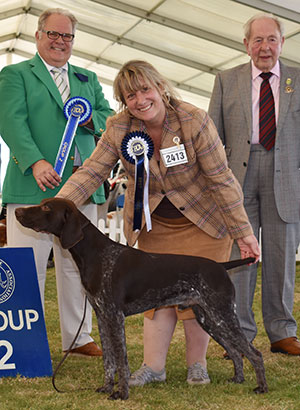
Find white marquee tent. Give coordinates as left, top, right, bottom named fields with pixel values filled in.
left=0, top=0, right=299, bottom=183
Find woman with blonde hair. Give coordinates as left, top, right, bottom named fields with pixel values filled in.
left=58, top=60, right=260, bottom=386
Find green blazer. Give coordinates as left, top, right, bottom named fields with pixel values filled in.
left=0, top=53, right=113, bottom=204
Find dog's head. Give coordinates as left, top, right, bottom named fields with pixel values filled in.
left=15, top=198, right=88, bottom=249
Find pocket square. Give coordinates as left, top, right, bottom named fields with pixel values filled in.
left=75, top=73, right=88, bottom=82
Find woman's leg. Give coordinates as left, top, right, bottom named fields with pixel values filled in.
left=143, top=307, right=178, bottom=372
left=184, top=319, right=209, bottom=368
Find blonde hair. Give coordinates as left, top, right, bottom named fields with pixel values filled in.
left=244, top=12, right=284, bottom=40
left=113, top=60, right=180, bottom=112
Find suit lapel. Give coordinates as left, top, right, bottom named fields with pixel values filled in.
left=30, top=54, right=63, bottom=108
left=159, top=109, right=182, bottom=178
left=237, top=62, right=252, bottom=138
left=68, top=64, right=80, bottom=98
left=277, top=62, right=292, bottom=138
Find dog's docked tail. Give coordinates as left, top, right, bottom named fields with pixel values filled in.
left=221, top=257, right=256, bottom=270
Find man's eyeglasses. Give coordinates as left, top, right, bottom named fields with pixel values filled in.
left=41, top=30, right=74, bottom=42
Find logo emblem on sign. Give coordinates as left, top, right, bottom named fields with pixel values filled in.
left=0, top=259, right=15, bottom=304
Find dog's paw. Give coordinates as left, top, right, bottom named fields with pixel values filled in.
left=96, top=384, right=113, bottom=394
left=108, top=390, right=129, bottom=400
left=254, top=385, right=268, bottom=394
left=229, top=375, right=245, bottom=384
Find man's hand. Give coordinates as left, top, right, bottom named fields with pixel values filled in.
left=79, top=114, right=94, bottom=129
left=31, top=159, right=61, bottom=192
left=237, top=234, right=260, bottom=263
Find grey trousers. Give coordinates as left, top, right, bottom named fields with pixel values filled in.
left=230, top=144, right=300, bottom=343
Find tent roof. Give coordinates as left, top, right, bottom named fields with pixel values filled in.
left=0, top=0, right=300, bottom=110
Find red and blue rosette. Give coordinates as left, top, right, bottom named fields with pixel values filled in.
left=54, top=97, right=92, bottom=177
left=121, top=131, right=154, bottom=232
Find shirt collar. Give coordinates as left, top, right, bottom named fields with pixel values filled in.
left=38, top=53, right=68, bottom=73
left=251, top=60, right=280, bottom=80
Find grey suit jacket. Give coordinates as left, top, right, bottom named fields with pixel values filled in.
left=208, top=61, right=300, bottom=223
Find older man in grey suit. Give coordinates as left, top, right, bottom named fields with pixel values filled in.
left=208, top=13, right=300, bottom=355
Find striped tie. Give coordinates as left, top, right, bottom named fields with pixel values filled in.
left=259, top=72, right=276, bottom=150
left=51, top=68, right=70, bottom=104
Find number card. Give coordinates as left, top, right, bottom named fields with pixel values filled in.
left=160, top=144, right=188, bottom=168
left=0, top=248, right=52, bottom=377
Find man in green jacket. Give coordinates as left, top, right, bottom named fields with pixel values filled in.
left=0, top=8, right=113, bottom=356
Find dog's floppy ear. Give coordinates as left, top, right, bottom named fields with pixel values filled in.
left=60, top=207, right=84, bottom=249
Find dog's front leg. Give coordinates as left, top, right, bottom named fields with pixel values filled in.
left=107, top=311, right=130, bottom=400
left=93, top=306, right=129, bottom=400
left=92, top=307, right=116, bottom=396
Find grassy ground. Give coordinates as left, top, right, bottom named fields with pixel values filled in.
left=0, top=263, right=300, bottom=410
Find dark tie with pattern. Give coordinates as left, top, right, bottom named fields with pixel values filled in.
left=259, top=72, right=276, bottom=150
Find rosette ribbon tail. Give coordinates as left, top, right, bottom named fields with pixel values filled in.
left=54, top=97, right=92, bottom=177
left=121, top=130, right=154, bottom=232
left=54, top=115, right=80, bottom=177
left=133, top=154, right=144, bottom=231
left=133, top=153, right=152, bottom=232
left=143, top=155, right=152, bottom=232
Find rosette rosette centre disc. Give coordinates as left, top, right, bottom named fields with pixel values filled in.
left=64, top=96, right=92, bottom=125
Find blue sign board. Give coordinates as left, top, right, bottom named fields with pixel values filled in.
left=0, top=247, right=52, bottom=377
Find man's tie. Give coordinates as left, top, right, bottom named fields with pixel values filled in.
left=51, top=68, right=70, bottom=104
left=259, top=72, right=276, bottom=150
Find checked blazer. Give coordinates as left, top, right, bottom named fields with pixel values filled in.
left=58, top=100, right=253, bottom=246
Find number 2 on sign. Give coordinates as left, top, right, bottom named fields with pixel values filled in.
left=0, top=340, right=16, bottom=370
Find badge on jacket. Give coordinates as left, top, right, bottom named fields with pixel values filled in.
left=160, top=137, right=188, bottom=167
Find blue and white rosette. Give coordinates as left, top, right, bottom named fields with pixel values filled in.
left=121, top=131, right=154, bottom=232
left=54, top=96, right=92, bottom=177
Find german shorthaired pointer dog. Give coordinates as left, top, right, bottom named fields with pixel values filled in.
left=15, top=198, right=268, bottom=400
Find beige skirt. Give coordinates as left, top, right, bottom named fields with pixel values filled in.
left=138, top=214, right=233, bottom=320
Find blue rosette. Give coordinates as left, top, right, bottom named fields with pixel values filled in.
left=121, top=130, right=154, bottom=164
left=121, top=131, right=154, bottom=232
left=54, top=97, right=92, bottom=177
left=63, top=96, right=92, bottom=125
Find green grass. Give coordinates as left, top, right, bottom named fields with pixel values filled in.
left=0, top=263, right=300, bottom=409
